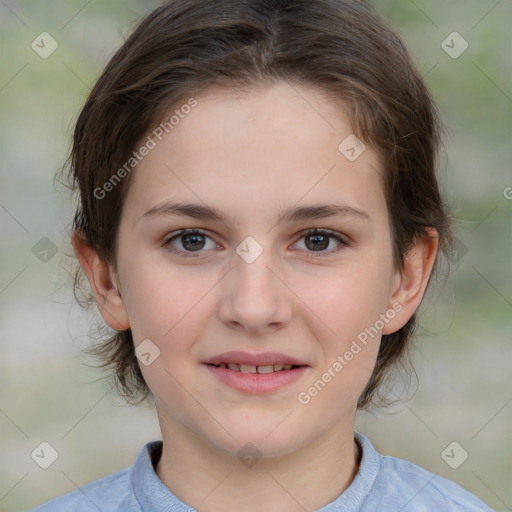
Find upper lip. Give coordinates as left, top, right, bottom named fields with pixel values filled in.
left=204, top=351, right=309, bottom=367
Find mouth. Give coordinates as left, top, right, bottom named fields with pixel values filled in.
left=203, top=351, right=309, bottom=394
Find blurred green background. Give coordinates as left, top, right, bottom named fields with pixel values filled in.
left=0, top=0, right=510, bottom=510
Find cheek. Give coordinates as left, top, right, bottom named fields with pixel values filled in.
left=136, top=311, right=208, bottom=406
left=294, top=268, right=387, bottom=416
left=122, top=259, right=215, bottom=377
left=296, top=256, right=394, bottom=342
left=118, top=251, right=205, bottom=341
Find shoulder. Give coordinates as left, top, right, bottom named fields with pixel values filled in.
left=377, top=455, right=492, bottom=511
left=30, top=467, right=137, bottom=512
left=356, top=434, right=493, bottom=511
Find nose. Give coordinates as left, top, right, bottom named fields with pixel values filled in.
left=217, top=255, right=293, bottom=336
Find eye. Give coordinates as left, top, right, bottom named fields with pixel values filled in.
left=163, top=228, right=347, bottom=257
left=164, top=228, right=218, bottom=254
left=293, top=229, right=346, bottom=255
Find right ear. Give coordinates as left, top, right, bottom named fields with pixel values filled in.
left=71, top=230, right=130, bottom=331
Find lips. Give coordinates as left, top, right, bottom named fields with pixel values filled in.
left=203, top=351, right=310, bottom=393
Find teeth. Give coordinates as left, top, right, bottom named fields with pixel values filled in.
left=218, top=363, right=298, bottom=373
left=256, top=365, right=274, bottom=374
left=240, top=364, right=257, bottom=373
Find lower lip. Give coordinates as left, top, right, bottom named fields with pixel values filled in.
left=203, top=364, right=308, bottom=394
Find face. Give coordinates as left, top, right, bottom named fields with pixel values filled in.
left=108, top=82, right=406, bottom=457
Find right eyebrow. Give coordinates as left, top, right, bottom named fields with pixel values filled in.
left=139, top=201, right=225, bottom=223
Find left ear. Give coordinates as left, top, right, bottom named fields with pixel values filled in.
left=383, top=228, right=439, bottom=335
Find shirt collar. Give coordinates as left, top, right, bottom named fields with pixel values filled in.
left=130, top=440, right=192, bottom=511
left=129, top=432, right=380, bottom=511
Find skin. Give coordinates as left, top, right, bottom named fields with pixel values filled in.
left=73, top=81, right=438, bottom=511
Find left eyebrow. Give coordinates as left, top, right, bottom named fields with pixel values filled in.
left=138, top=201, right=371, bottom=224
left=277, top=204, right=371, bottom=223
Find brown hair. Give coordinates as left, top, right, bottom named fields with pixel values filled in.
left=63, top=0, right=451, bottom=407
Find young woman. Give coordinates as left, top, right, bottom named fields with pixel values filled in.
left=33, top=1, right=492, bottom=510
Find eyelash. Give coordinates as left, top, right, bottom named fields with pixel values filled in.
left=163, top=228, right=347, bottom=258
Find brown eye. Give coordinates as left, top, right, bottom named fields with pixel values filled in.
left=294, top=229, right=346, bottom=255
left=305, top=233, right=331, bottom=251
left=164, top=229, right=217, bottom=254
left=180, top=232, right=206, bottom=251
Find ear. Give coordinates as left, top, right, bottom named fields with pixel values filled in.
left=71, top=230, right=130, bottom=331
left=383, top=228, right=439, bottom=335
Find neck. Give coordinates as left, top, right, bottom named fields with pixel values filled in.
left=155, top=413, right=360, bottom=512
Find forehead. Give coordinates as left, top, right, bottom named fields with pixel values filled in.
left=124, top=81, right=386, bottom=224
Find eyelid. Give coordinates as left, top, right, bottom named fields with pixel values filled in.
left=163, top=228, right=210, bottom=244
left=295, top=227, right=346, bottom=241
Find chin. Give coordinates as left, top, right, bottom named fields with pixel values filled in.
left=211, top=418, right=308, bottom=460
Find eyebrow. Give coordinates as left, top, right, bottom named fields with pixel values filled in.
left=139, top=201, right=371, bottom=224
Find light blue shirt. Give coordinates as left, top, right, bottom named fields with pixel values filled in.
left=31, top=433, right=493, bottom=511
